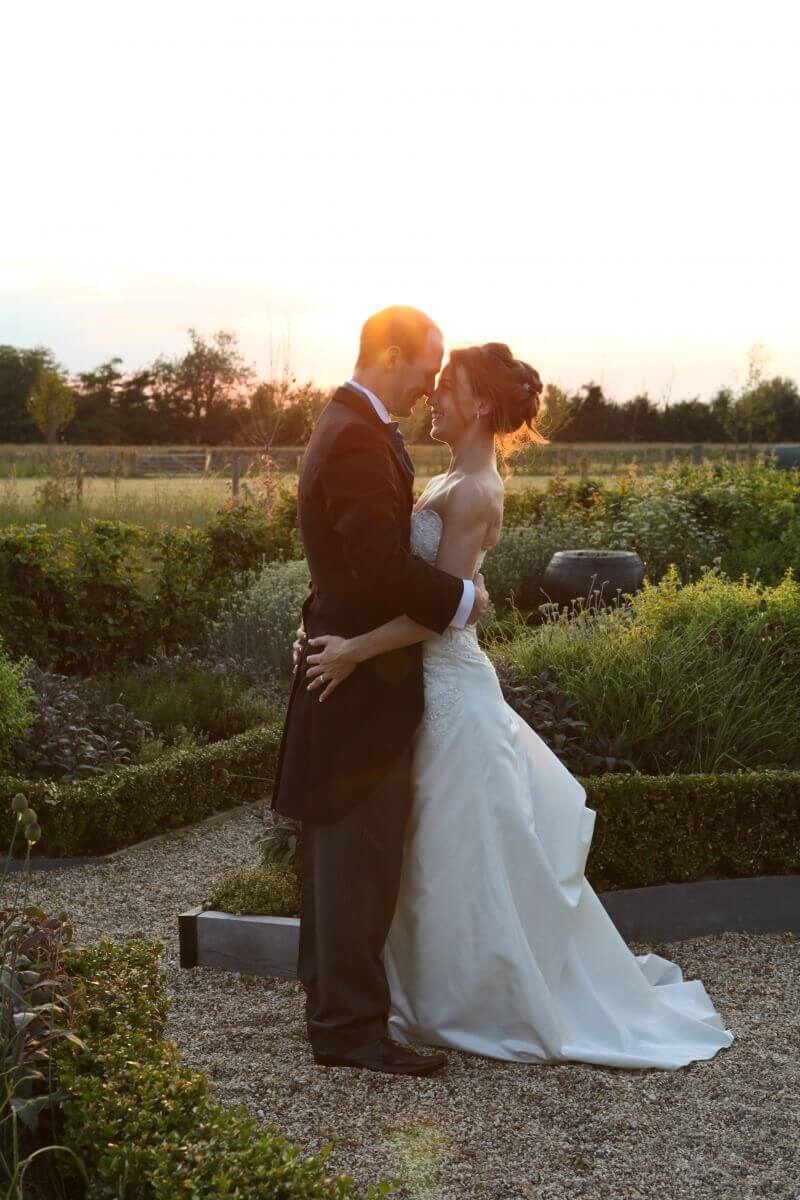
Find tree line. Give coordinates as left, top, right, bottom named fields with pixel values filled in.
left=2, top=332, right=799, bottom=447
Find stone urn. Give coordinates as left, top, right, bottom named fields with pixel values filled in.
left=540, top=550, right=644, bottom=610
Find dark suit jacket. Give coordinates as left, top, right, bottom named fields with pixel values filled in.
left=271, top=385, right=464, bottom=824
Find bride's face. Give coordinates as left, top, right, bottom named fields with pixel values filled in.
left=427, top=361, right=476, bottom=445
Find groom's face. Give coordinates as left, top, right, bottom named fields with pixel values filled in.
left=387, top=328, right=444, bottom=418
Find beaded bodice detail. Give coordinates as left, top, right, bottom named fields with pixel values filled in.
left=410, top=507, right=487, bottom=573
left=410, top=508, right=489, bottom=674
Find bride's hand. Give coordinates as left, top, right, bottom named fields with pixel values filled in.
left=305, top=635, right=358, bottom=702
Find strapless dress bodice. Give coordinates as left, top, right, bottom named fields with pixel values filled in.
left=410, top=507, right=486, bottom=665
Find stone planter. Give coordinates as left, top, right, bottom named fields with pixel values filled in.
left=541, top=549, right=643, bottom=610
left=178, top=875, right=799, bottom=980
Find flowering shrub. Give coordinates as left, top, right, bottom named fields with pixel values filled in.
left=585, top=477, right=723, bottom=580
left=486, top=462, right=800, bottom=609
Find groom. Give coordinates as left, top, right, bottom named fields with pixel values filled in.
left=271, top=305, right=489, bottom=1075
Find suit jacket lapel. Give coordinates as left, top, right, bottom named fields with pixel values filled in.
left=331, top=386, right=413, bottom=502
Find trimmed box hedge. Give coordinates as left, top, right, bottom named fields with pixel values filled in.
left=0, top=721, right=283, bottom=858
left=583, top=769, right=800, bottom=891
left=53, top=939, right=379, bottom=1198
left=3, top=717, right=799, bottom=891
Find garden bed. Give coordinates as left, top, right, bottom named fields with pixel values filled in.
left=179, top=873, right=800, bottom=981
left=0, top=722, right=283, bottom=858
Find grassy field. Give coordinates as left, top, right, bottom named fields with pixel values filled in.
left=0, top=439, right=772, bottom=531
left=0, top=471, right=592, bottom=530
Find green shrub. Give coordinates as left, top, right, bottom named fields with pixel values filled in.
left=483, top=514, right=589, bottom=611
left=94, top=663, right=273, bottom=743
left=486, top=462, right=800, bottom=608
left=0, top=722, right=283, bottom=858
left=488, top=569, right=800, bottom=773
left=208, top=862, right=301, bottom=916
left=11, top=662, right=153, bottom=781
left=0, top=794, right=88, bottom=1199
left=0, top=503, right=302, bottom=674
left=54, top=940, right=377, bottom=1198
left=208, top=559, right=310, bottom=672
left=586, top=482, right=721, bottom=581
left=0, top=640, right=34, bottom=769
left=246, top=769, right=800, bottom=894
left=583, top=769, right=800, bottom=891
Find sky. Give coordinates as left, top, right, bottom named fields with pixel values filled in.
left=2, top=0, right=798, bottom=404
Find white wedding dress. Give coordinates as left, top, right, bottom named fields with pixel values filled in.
left=383, top=508, right=733, bottom=1070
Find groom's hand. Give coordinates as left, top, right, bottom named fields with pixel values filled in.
left=292, top=623, right=307, bottom=674
left=467, top=573, right=489, bottom=625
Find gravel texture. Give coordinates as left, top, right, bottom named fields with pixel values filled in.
left=6, top=803, right=798, bottom=1200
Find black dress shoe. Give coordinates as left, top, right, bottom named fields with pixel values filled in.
left=313, top=1036, right=446, bottom=1075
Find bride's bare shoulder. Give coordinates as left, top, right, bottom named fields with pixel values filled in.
left=444, top=470, right=503, bottom=531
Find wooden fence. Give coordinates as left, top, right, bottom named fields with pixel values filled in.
left=1, top=442, right=797, bottom=495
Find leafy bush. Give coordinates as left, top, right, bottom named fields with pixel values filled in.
left=238, top=767, right=800, bottom=893
left=488, top=568, right=800, bottom=774
left=1, top=794, right=87, bottom=1199
left=258, top=812, right=303, bottom=876
left=11, top=663, right=153, bottom=781
left=584, top=474, right=722, bottom=581
left=0, top=502, right=302, bottom=674
left=208, top=559, right=311, bottom=672
left=93, top=656, right=277, bottom=744
left=491, top=462, right=800, bottom=607
left=0, top=641, right=34, bottom=770
left=482, top=510, right=599, bottom=611
left=481, top=462, right=800, bottom=613
left=0, top=721, right=283, bottom=858
left=583, top=769, right=800, bottom=891
left=495, top=662, right=633, bottom=774
left=207, top=862, right=300, bottom=917
left=53, top=940, right=377, bottom=1199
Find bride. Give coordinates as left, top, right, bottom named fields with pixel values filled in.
left=305, top=343, right=733, bottom=1070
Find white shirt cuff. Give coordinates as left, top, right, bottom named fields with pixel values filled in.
left=450, top=579, right=475, bottom=629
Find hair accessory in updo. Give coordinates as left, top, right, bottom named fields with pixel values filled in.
left=447, top=341, right=547, bottom=446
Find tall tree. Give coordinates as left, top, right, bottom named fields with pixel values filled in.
left=25, top=369, right=76, bottom=459
left=151, top=329, right=255, bottom=443
left=240, top=377, right=330, bottom=446
left=70, top=357, right=124, bottom=443
left=737, top=377, right=800, bottom=443
left=623, top=393, right=662, bottom=442
left=0, top=345, right=61, bottom=442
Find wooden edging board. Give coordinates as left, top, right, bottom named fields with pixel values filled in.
left=179, top=874, right=800, bottom=979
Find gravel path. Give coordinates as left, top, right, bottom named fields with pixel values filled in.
left=6, top=805, right=798, bottom=1200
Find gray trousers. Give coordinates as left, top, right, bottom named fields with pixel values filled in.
left=297, top=745, right=412, bottom=1055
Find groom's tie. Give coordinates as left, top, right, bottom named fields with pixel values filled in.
left=386, top=421, right=416, bottom=483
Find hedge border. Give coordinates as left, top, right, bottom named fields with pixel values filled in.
left=53, top=939, right=375, bottom=1198
left=2, top=736, right=799, bottom=891
left=0, top=721, right=283, bottom=858
left=581, top=768, right=800, bottom=891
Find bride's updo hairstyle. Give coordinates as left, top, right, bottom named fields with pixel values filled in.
left=448, top=342, right=548, bottom=452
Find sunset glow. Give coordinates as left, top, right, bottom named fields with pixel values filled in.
left=2, top=0, right=798, bottom=400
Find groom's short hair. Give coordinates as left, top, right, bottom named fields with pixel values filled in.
left=357, top=306, right=441, bottom=367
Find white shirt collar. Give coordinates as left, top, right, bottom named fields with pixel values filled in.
left=345, top=378, right=393, bottom=424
